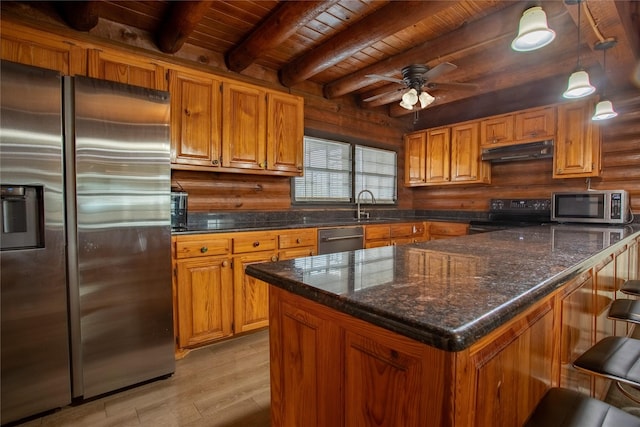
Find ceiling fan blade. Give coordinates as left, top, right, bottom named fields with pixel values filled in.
left=362, top=87, right=404, bottom=102
left=426, top=81, right=477, bottom=91
left=365, top=74, right=404, bottom=84
left=422, top=62, right=457, bottom=81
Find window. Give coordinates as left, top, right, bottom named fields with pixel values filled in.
left=293, top=136, right=397, bottom=204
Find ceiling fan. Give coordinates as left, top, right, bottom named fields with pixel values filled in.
left=364, top=63, right=476, bottom=110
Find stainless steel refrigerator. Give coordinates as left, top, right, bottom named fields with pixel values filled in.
left=0, top=61, right=175, bottom=425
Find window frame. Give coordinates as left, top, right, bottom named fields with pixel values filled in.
left=292, top=135, right=398, bottom=207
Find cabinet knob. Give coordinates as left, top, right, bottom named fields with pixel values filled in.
left=222, top=260, right=228, bottom=267
left=184, top=108, right=191, bottom=117
left=212, top=159, right=219, bottom=165
left=200, top=246, right=208, bottom=253
left=271, top=255, right=279, bottom=262
left=296, top=238, right=301, bottom=244
left=253, top=241, right=260, bottom=247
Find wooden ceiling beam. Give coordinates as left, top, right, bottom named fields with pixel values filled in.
left=226, top=0, right=340, bottom=73
left=324, top=1, right=568, bottom=100
left=279, top=1, right=454, bottom=88
left=156, top=0, right=214, bottom=54
left=57, top=1, right=99, bottom=31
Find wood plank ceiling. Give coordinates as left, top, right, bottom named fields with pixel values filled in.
left=3, top=1, right=639, bottom=122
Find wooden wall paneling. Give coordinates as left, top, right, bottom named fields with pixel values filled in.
left=172, top=170, right=291, bottom=211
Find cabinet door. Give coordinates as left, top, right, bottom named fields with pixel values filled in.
left=266, top=91, right=304, bottom=175
left=554, top=100, right=601, bottom=178
left=222, top=82, right=267, bottom=171
left=426, top=127, right=450, bottom=183
left=404, top=131, right=427, bottom=185
left=233, top=251, right=277, bottom=333
left=169, top=69, right=222, bottom=167
left=0, top=23, right=85, bottom=75
left=514, top=106, right=555, bottom=142
left=175, top=256, right=233, bottom=348
left=344, top=331, right=432, bottom=427
left=451, top=122, right=483, bottom=183
left=480, top=114, right=513, bottom=147
left=87, top=49, right=166, bottom=90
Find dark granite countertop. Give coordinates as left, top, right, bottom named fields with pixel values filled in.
left=172, top=217, right=465, bottom=234
left=246, top=223, right=640, bottom=352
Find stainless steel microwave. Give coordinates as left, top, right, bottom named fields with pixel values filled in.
left=551, top=190, right=629, bottom=224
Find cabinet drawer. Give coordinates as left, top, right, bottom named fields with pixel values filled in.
left=429, top=222, right=469, bottom=236
left=279, top=247, right=316, bottom=260
left=233, top=233, right=277, bottom=254
left=365, top=225, right=390, bottom=240
left=279, top=229, right=317, bottom=249
left=390, top=222, right=425, bottom=238
left=175, top=236, right=231, bottom=259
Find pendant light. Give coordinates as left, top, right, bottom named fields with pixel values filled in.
left=562, top=0, right=596, bottom=99
left=511, top=6, right=556, bottom=52
left=592, top=38, right=618, bottom=121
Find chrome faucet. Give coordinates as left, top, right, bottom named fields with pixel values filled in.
left=356, top=189, right=376, bottom=220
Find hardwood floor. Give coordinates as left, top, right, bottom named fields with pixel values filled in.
left=18, top=330, right=271, bottom=427
left=14, top=327, right=640, bottom=426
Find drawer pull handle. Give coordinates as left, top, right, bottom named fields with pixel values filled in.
left=253, top=241, right=260, bottom=247
left=296, top=238, right=301, bottom=244
left=200, top=246, right=208, bottom=253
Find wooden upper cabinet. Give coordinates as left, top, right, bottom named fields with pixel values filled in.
left=266, top=91, right=304, bottom=174
left=0, top=22, right=85, bottom=75
left=169, top=69, right=222, bottom=167
left=480, top=114, right=514, bottom=147
left=404, top=131, right=427, bottom=186
left=87, top=49, right=166, bottom=90
left=514, top=106, right=555, bottom=142
left=426, top=127, right=451, bottom=184
left=451, top=121, right=489, bottom=183
left=554, top=99, right=601, bottom=178
left=222, top=82, right=267, bottom=171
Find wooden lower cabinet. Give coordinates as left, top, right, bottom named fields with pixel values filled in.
left=270, top=285, right=553, bottom=427
left=175, top=256, right=233, bottom=348
left=428, top=221, right=469, bottom=240
left=364, top=222, right=428, bottom=248
left=233, top=251, right=277, bottom=334
left=173, top=227, right=316, bottom=354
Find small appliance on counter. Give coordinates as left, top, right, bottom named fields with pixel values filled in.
left=171, top=190, right=188, bottom=230
left=551, top=190, right=630, bottom=224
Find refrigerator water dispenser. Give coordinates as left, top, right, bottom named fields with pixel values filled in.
left=0, top=185, right=44, bottom=250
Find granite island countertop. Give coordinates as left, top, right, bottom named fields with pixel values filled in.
left=246, top=223, right=640, bottom=352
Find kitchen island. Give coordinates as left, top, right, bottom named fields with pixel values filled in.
left=246, top=224, right=640, bottom=427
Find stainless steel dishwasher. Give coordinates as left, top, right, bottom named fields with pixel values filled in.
left=317, top=226, right=364, bottom=254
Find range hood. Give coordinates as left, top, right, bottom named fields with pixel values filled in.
left=481, top=140, right=554, bottom=162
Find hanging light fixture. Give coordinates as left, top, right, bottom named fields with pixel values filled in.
left=592, top=38, right=618, bottom=121
left=511, top=6, right=556, bottom=52
left=399, top=88, right=435, bottom=110
left=563, top=0, right=596, bottom=98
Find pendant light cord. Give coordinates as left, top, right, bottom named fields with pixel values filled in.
left=576, top=1, right=582, bottom=69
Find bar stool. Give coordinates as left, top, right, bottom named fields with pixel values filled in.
left=572, top=334, right=640, bottom=403
left=621, top=280, right=640, bottom=297
left=524, top=387, right=640, bottom=426
left=608, top=298, right=640, bottom=325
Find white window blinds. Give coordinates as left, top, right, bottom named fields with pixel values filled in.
left=355, top=145, right=397, bottom=204
left=293, top=137, right=351, bottom=202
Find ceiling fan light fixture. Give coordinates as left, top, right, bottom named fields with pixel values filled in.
left=592, top=100, right=618, bottom=121
left=511, top=6, right=556, bottom=52
left=562, top=70, right=596, bottom=98
left=418, top=91, right=435, bottom=109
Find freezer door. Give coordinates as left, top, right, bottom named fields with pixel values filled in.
left=0, top=61, right=71, bottom=424
left=70, top=76, right=174, bottom=398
